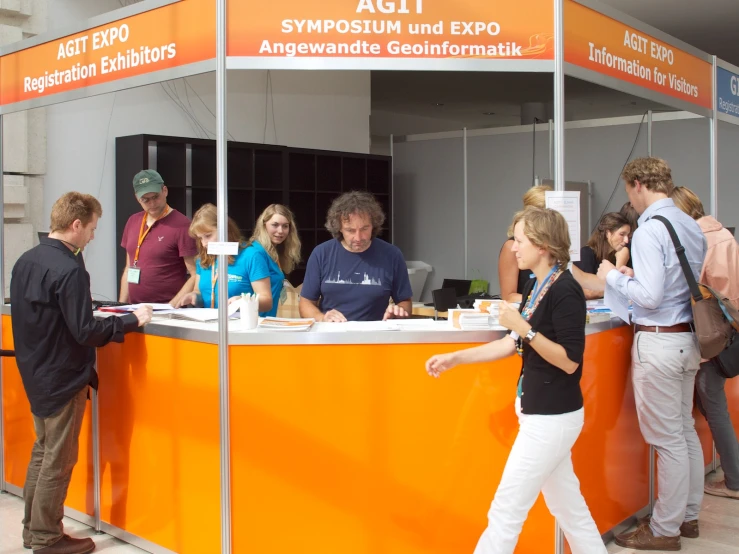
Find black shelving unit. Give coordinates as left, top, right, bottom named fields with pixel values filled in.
left=115, top=134, right=392, bottom=291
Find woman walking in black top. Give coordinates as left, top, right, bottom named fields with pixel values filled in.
left=426, top=207, right=605, bottom=554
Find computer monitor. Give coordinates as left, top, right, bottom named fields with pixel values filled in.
left=440, top=279, right=472, bottom=298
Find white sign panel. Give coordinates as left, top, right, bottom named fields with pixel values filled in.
left=545, top=191, right=581, bottom=262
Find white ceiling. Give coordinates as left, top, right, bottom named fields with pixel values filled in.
left=371, top=0, right=739, bottom=136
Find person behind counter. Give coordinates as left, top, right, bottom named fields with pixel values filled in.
left=670, top=186, right=739, bottom=501
left=574, top=212, right=631, bottom=299
left=176, top=203, right=274, bottom=315
left=299, top=191, right=413, bottom=322
left=619, top=201, right=639, bottom=269
left=119, top=169, right=198, bottom=306
left=11, top=192, right=153, bottom=554
left=249, top=203, right=302, bottom=314
left=425, top=207, right=606, bottom=554
left=499, top=184, right=551, bottom=303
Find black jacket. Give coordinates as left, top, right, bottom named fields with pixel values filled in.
left=519, top=271, right=587, bottom=415
left=10, top=237, right=138, bottom=417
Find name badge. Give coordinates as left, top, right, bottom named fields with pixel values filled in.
left=127, top=267, right=141, bottom=284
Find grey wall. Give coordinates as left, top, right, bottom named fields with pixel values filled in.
left=394, top=114, right=727, bottom=301
left=393, top=138, right=465, bottom=300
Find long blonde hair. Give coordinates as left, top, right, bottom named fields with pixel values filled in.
left=250, top=204, right=301, bottom=274
left=189, top=203, right=244, bottom=268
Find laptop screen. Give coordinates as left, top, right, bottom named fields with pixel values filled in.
left=441, top=279, right=472, bottom=298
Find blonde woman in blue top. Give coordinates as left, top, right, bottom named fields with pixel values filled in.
left=176, top=203, right=274, bottom=314
left=249, top=204, right=301, bottom=316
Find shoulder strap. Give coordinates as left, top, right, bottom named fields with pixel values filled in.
left=651, top=215, right=702, bottom=302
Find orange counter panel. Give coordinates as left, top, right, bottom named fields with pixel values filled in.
left=229, top=326, right=643, bottom=554
left=1, top=315, right=94, bottom=517
left=96, top=334, right=221, bottom=553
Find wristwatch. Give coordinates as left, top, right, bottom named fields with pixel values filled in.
left=522, top=328, right=537, bottom=344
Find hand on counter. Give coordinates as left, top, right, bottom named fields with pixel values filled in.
left=323, top=309, right=347, bottom=323
left=425, top=352, right=458, bottom=378
left=175, top=292, right=198, bottom=308
left=133, top=305, right=153, bottom=326
left=383, top=304, right=409, bottom=320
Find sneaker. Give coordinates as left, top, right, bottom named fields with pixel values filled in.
left=615, top=525, right=680, bottom=551
left=705, top=479, right=739, bottom=499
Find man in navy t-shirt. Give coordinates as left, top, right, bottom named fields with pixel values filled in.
left=300, top=191, right=413, bottom=322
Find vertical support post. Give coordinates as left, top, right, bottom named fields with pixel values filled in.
left=553, top=0, right=565, bottom=193
left=554, top=2, right=566, bottom=550
left=91, top=355, right=102, bottom=532
left=0, top=113, right=5, bottom=494
left=390, top=134, right=394, bottom=244
left=647, top=110, right=653, bottom=157
left=548, top=118, right=554, bottom=181
left=216, top=1, right=231, bottom=553
left=710, top=56, right=718, bottom=220
left=463, top=127, right=468, bottom=279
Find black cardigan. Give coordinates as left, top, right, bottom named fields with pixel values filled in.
left=518, top=270, right=586, bottom=415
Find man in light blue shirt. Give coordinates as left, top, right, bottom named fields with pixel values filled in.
left=595, top=158, right=706, bottom=550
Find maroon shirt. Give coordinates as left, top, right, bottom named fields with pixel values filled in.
left=120, top=209, right=197, bottom=304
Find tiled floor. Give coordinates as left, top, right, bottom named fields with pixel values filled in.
left=0, top=492, right=144, bottom=554
left=1, top=473, right=738, bottom=553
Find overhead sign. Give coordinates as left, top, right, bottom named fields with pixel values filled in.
left=564, top=0, right=712, bottom=110
left=0, top=0, right=215, bottom=109
left=227, top=0, right=554, bottom=61
left=717, top=66, right=739, bottom=120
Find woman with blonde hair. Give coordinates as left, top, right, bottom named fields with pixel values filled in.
left=427, top=207, right=605, bottom=554
left=176, top=203, right=275, bottom=315
left=498, top=185, right=552, bottom=302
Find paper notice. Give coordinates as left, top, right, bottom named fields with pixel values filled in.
left=604, top=284, right=631, bottom=324
left=545, top=191, right=581, bottom=262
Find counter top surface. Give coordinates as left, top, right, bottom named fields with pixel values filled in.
left=0, top=304, right=627, bottom=345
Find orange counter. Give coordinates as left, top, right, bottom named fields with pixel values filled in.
left=3, top=314, right=738, bottom=554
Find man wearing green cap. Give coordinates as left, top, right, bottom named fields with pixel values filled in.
left=119, top=169, right=198, bottom=305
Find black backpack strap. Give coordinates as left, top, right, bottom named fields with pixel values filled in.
left=651, top=215, right=702, bottom=302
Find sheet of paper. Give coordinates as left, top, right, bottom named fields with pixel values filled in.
left=154, top=308, right=220, bottom=322
left=120, top=303, right=173, bottom=311
left=545, top=190, right=581, bottom=262
left=207, top=241, right=240, bottom=255
left=604, top=284, right=631, bottom=324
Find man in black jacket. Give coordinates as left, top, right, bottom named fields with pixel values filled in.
left=10, top=192, right=152, bottom=554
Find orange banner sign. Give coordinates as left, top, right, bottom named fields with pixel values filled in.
left=0, top=0, right=215, bottom=108
left=565, top=0, right=712, bottom=110
left=228, top=0, right=554, bottom=60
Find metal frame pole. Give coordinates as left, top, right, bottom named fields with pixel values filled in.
left=647, top=110, right=652, bottom=156
left=463, top=127, right=468, bottom=279
left=646, top=109, right=655, bottom=515
left=553, top=0, right=565, bottom=193
left=92, top=356, right=102, bottom=532
left=0, top=113, right=5, bottom=494
left=216, top=0, right=232, bottom=552
left=710, top=56, right=719, bottom=474
left=554, top=1, right=566, bottom=551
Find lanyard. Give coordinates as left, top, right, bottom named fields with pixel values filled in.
left=521, top=265, right=560, bottom=322
left=210, top=260, right=218, bottom=309
left=133, top=205, right=170, bottom=267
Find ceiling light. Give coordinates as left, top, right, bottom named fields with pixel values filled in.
left=433, top=102, right=444, bottom=106
left=482, top=112, right=495, bottom=115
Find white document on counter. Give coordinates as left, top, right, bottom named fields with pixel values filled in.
left=118, top=303, right=174, bottom=311
left=604, top=284, right=631, bottom=324
left=545, top=191, right=581, bottom=262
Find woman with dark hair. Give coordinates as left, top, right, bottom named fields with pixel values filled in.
left=299, top=191, right=413, bottom=322
left=426, top=207, right=605, bottom=554
left=574, top=212, right=631, bottom=299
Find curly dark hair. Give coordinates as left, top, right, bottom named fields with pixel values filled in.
left=325, top=191, right=386, bottom=239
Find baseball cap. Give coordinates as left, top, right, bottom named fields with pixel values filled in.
left=132, top=169, right=164, bottom=198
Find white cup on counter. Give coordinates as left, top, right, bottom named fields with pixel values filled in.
left=240, top=293, right=259, bottom=330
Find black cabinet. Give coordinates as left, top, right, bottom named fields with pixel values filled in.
left=116, top=134, right=392, bottom=290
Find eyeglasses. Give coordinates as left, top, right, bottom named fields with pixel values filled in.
left=139, top=194, right=160, bottom=204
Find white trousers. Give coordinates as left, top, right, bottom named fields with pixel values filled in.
left=473, top=398, right=606, bottom=554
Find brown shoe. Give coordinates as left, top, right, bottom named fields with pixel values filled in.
left=35, top=535, right=95, bottom=554
left=615, top=525, right=681, bottom=551
left=705, top=479, right=739, bottom=499
left=637, top=515, right=699, bottom=538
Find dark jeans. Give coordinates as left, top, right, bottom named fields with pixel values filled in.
left=22, top=387, right=88, bottom=549
left=696, top=360, right=739, bottom=490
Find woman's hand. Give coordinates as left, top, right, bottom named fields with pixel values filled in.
left=426, top=352, right=458, bottom=378
left=175, top=292, right=198, bottom=308
left=498, top=301, right=526, bottom=335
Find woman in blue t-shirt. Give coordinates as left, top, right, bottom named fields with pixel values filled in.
left=248, top=204, right=302, bottom=317
left=176, top=203, right=274, bottom=314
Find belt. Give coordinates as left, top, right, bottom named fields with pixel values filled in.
left=634, top=323, right=693, bottom=334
